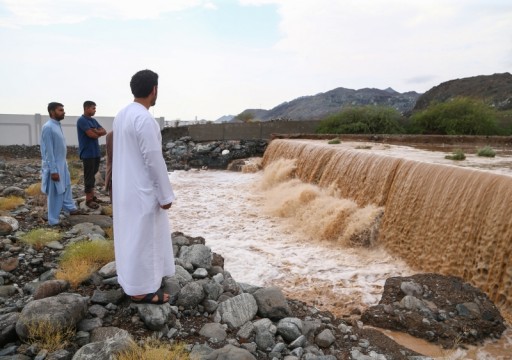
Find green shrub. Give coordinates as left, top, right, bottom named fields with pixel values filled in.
left=56, top=240, right=115, bottom=288
left=476, top=146, right=496, bottom=157
left=445, top=149, right=466, bottom=161
left=116, top=339, right=190, bottom=360
left=327, top=138, right=341, bottom=144
left=411, top=97, right=499, bottom=135
left=316, top=106, right=404, bottom=134
left=20, top=228, right=61, bottom=250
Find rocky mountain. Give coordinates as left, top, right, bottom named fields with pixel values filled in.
left=235, top=87, right=421, bottom=121
left=413, top=72, right=512, bottom=111
left=214, top=115, right=235, bottom=123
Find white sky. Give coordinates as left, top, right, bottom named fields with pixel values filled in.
left=0, top=0, right=510, bottom=120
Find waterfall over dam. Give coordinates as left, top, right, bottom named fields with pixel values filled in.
left=262, top=139, right=512, bottom=316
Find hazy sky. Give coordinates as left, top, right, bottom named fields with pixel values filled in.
left=0, top=0, right=510, bottom=120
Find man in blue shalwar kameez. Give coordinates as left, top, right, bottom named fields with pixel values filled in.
left=40, top=102, right=79, bottom=225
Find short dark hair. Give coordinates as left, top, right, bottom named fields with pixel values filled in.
left=130, top=69, right=158, bottom=98
left=83, top=100, right=96, bottom=109
left=47, top=102, right=63, bottom=115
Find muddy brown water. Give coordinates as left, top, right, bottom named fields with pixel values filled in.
left=169, top=139, right=512, bottom=359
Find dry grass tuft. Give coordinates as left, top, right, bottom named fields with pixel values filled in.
left=23, top=318, right=75, bottom=352
left=56, top=259, right=99, bottom=288
left=0, top=195, right=25, bottom=210
left=102, top=205, right=113, bottom=216
left=20, top=228, right=61, bottom=250
left=25, top=183, right=42, bottom=196
left=68, top=166, right=82, bottom=185
left=56, top=240, right=115, bottom=288
left=116, top=339, right=192, bottom=360
left=103, top=226, right=114, bottom=239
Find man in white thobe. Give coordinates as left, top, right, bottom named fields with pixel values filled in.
left=112, top=69, right=175, bottom=304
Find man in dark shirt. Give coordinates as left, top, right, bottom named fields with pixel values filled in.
left=77, top=101, right=107, bottom=209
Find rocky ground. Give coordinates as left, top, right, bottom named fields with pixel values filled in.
left=0, top=145, right=508, bottom=360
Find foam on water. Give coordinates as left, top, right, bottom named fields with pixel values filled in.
left=167, top=140, right=512, bottom=358
left=168, top=168, right=412, bottom=315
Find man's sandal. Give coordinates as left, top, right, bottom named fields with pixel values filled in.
left=86, top=200, right=99, bottom=209
left=92, top=196, right=104, bottom=204
left=131, top=289, right=168, bottom=304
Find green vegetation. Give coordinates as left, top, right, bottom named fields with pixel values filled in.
left=116, top=339, right=191, bottom=360
left=23, top=318, right=75, bottom=352
left=67, top=161, right=82, bottom=185
left=314, top=98, right=509, bottom=136
left=410, top=98, right=499, bottom=135
left=56, top=240, right=115, bottom=288
left=316, top=106, right=403, bottom=134
left=327, top=138, right=341, bottom=144
left=0, top=195, right=25, bottom=211
left=20, top=228, right=61, bottom=250
left=476, top=145, right=496, bottom=157
left=25, top=183, right=42, bottom=196
left=445, top=149, right=466, bottom=161
left=235, top=111, right=255, bottom=123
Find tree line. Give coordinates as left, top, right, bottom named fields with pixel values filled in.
left=315, top=98, right=512, bottom=136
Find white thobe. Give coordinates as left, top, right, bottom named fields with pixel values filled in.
left=112, top=102, right=176, bottom=296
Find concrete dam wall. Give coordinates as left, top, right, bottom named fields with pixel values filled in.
left=262, top=139, right=512, bottom=316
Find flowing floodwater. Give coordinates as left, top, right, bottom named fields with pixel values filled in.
left=167, top=141, right=512, bottom=359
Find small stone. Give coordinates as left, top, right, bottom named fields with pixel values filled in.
left=45, top=241, right=64, bottom=250
left=0, top=257, right=19, bottom=272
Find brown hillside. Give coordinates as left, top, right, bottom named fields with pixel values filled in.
left=413, top=72, right=512, bottom=111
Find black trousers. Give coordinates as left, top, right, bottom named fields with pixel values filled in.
left=82, top=157, right=100, bottom=193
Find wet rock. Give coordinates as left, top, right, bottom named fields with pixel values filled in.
left=71, top=331, right=133, bottom=360
left=69, top=223, right=105, bottom=238
left=15, top=293, right=88, bottom=340
left=179, top=244, right=212, bottom=270
left=277, top=317, right=303, bottom=342
left=135, top=302, right=173, bottom=331
left=176, top=281, right=205, bottom=309
left=0, top=258, right=18, bottom=272
left=400, top=281, right=423, bottom=297
left=89, top=327, right=129, bottom=343
left=254, top=318, right=276, bottom=351
left=0, top=216, right=18, bottom=233
left=361, top=273, right=506, bottom=347
left=0, top=312, right=20, bottom=346
left=253, top=287, right=292, bottom=320
left=0, top=221, right=13, bottom=236
left=91, top=289, right=124, bottom=305
left=205, top=344, right=256, bottom=360
left=88, top=305, right=108, bottom=319
left=97, top=262, right=116, bottom=278
left=77, top=317, right=102, bottom=332
left=33, top=280, right=70, bottom=300
left=0, top=285, right=18, bottom=298
left=2, top=186, right=25, bottom=198
left=315, top=329, right=336, bottom=348
left=216, top=293, right=258, bottom=328
left=199, top=322, right=227, bottom=341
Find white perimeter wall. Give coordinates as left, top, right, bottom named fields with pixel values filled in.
left=0, top=114, right=165, bottom=146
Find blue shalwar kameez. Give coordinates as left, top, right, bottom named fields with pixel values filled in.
left=40, top=118, right=77, bottom=225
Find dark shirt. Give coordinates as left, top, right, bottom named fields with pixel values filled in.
left=77, top=115, right=102, bottom=159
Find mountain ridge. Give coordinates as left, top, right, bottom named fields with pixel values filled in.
left=225, top=73, right=512, bottom=122
left=234, top=86, right=421, bottom=122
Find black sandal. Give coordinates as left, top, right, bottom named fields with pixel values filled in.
left=92, top=196, right=104, bottom=204
left=86, top=200, right=99, bottom=209
left=131, top=288, right=168, bottom=304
